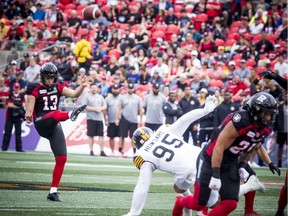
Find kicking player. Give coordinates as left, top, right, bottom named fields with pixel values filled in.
left=123, top=96, right=264, bottom=216
left=25, top=63, right=92, bottom=201
left=172, top=92, right=281, bottom=216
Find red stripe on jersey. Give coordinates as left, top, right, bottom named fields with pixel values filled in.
left=206, top=139, right=217, bottom=156
left=238, top=124, right=254, bottom=136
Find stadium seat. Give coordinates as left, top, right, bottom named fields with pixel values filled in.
left=154, top=25, right=167, bottom=32
left=76, top=4, right=86, bottom=11
left=225, top=39, right=236, bottom=47
left=231, top=21, right=241, bottom=28
left=151, top=31, right=166, bottom=47
left=130, top=24, right=140, bottom=32
left=165, top=24, right=179, bottom=41
left=233, top=53, right=242, bottom=61
left=243, top=33, right=252, bottom=40
left=246, top=59, right=256, bottom=67
left=174, top=5, right=184, bottom=13
left=256, top=67, right=266, bottom=74
left=215, top=39, right=225, bottom=47
left=56, top=3, right=65, bottom=11
left=194, top=14, right=208, bottom=30
left=108, top=49, right=121, bottom=59
left=65, top=4, right=75, bottom=10
left=252, top=34, right=262, bottom=43
left=227, top=33, right=239, bottom=40
left=266, top=34, right=277, bottom=43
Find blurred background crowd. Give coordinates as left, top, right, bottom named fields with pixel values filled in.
left=0, top=0, right=287, bottom=162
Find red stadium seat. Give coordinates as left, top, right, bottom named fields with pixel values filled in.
left=130, top=24, right=140, bottom=32
left=165, top=24, right=179, bottom=41
left=252, top=34, right=262, bottom=43
left=266, top=34, right=277, bottom=43
left=215, top=39, right=225, bottom=47
left=233, top=53, right=242, bottom=61
left=76, top=4, right=86, bottom=11
left=108, top=49, right=121, bottom=60
left=154, top=25, right=167, bottom=32
left=246, top=59, right=256, bottom=67
left=194, top=14, right=208, bottom=30
left=151, top=31, right=166, bottom=47
left=231, top=21, right=241, bottom=28
left=65, top=4, right=75, bottom=10
left=174, top=5, right=184, bottom=13
left=225, top=39, right=236, bottom=47
left=256, top=67, right=266, bottom=74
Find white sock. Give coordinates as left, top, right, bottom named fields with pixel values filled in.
left=239, top=184, right=249, bottom=197
left=183, top=190, right=192, bottom=216
left=68, top=111, right=72, bottom=118
left=50, top=187, right=57, bottom=194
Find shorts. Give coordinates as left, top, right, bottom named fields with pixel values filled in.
left=277, top=132, right=287, bottom=147
left=119, top=116, right=137, bottom=138
left=107, top=123, right=120, bottom=138
left=196, top=152, right=239, bottom=206
left=87, top=119, right=104, bottom=137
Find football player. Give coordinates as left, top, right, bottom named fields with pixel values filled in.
left=25, top=63, right=92, bottom=201
left=172, top=92, right=281, bottom=216
left=123, top=96, right=265, bottom=216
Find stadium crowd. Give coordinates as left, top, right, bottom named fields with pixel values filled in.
left=0, top=0, right=287, bottom=159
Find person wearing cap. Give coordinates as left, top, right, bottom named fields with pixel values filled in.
left=178, top=86, right=200, bottom=145
left=9, top=71, right=27, bottom=94
left=115, top=83, right=143, bottom=157
left=127, top=66, right=140, bottom=84
left=143, top=83, right=166, bottom=131
left=73, top=34, right=92, bottom=74
left=187, top=24, right=202, bottom=43
left=82, top=83, right=107, bottom=157
left=19, top=53, right=30, bottom=72
left=150, top=55, right=169, bottom=77
left=105, top=83, right=121, bottom=156
left=2, top=82, right=25, bottom=152
left=94, top=22, right=109, bottom=44
left=235, top=59, right=251, bottom=79
left=227, top=61, right=237, bottom=76
left=0, top=18, right=9, bottom=40
left=24, top=58, right=41, bottom=83
left=213, top=46, right=227, bottom=65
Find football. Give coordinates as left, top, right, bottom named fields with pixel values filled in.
left=82, top=5, right=101, bottom=20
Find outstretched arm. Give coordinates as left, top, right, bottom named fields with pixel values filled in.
left=168, top=95, right=218, bottom=138
left=124, top=163, right=155, bottom=216
left=62, top=76, right=93, bottom=98
left=259, top=71, right=288, bottom=90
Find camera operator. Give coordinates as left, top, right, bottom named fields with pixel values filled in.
left=1, top=83, right=25, bottom=152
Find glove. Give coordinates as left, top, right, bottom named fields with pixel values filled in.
left=269, top=162, right=281, bottom=176
left=209, top=177, right=221, bottom=191
left=238, top=167, right=249, bottom=182
left=258, top=71, right=276, bottom=80
left=204, top=95, right=218, bottom=113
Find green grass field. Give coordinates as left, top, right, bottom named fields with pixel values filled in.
left=0, top=151, right=285, bottom=216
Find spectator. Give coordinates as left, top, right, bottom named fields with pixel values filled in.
left=150, top=70, right=164, bottom=87
left=275, top=17, right=287, bottom=38
left=94, top=22, right=109, bottom=44
left=238, top=17, right=250, bottom=34
left=206, top=0, right=222, bottom=23
left=9, top=72, right=26, bottom=94
left=143, top=83, right=166, bottom=131
left=176, top=73, right=188, bottom=93
left=137, top=48, right=148, bottom=68
left=150, top=55, right=169, bottom=77
left=274, top=55, right=288, bottom=77
left=107, top=31, right=119, bottom=51
left=190, top=72, right=207, bottom=92
left=5, top=2, right=20, bottom=20
left=199, top=32, right=216, bottom=53
left=58, top=28, right=73, bottom=43
left=192, top=0, right=206, bottom=16
left=213, top=90, right=240, bottom=127
left=128, top=5, right=142, bottom=25
left=105, top=55, right=119, bottom=76
left=212, top=20, right=226, bottom=40
left=242, top=42, right=259, bottom=62
left=119, top=28, right=135, bottom=54
left=186, top=24, right=202, bottom=43
left=255, top=32, right=274, bottom=56
left=135, top=24, right=150, bottom=51
left=201, top=50, right=214, bottom=68
left=155, top=9, right=166, bottom=25
left=250, top=17, right=265, bottom=35
left=67, top=10, right=81, bottom=33
left=139, top=66, right=151, bottom=85
left=266, top=80, right=283, bottom=101
left=53, top=11, right=66, bottom=29
left=105, top=83, right=121, bottom=156
left=164, top=7, right=178, bottom=25
left=207, top=61, right=225, bottom=80
left=214, top=46, right=228, bottom=65
left=0, top=76, right=10, bottom=108
left=57, top=55, right=73, bottom=82
left=156, top=0, right=173, bottom=11
left=115, top=83, right=143, bottom=157
left=73, top=34, right=92, bottom=75
left=24, top=59, right=41, bottom=83
left=249, top=8, right=267, bottom=26
left=39, top=23, right=51, bottom=39
left=178, top=86, right=200, bottom=144
left=168, top=58, right=184, bottom=81
left=264, top=15, right=276, bottom=34
left=33, top=3, right=45, bottom=21
left=1, top=83, right=25, bottom=152
left=235, top=59, right=251, bottom=79
left=45, top=3, right=57, bottom=23
left=82, top=83, right=107, bottom=156
left=127, top=66, right=140, bottom=84
left=178, top=9, right=190, bottom=37
left=163, top=91, right=181, bottom=124
left=225, top=74, right=246, bottom=99
left=89, top=10, right=109, bottom=29
left=191, top=50, right=202, bottom=70
left=0, top=18, right=9, bottom=40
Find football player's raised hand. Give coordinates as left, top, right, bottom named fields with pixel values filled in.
left=204, top=95, right=218, bottom=113
left=81, top=75, right=93, bottom=87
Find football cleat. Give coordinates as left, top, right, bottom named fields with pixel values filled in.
left=247, top=175, right=265, bottom=193
left=100, top=151, right=107, bottom=157
left=70, top=105, right=86, bottom=121
left=47, top=192, right=61, bottom=202
left=243, top=211, right=260, bottom=216
left=275, top=210, right=285, bottom=216
left=172, top=194, right=184, bottom=216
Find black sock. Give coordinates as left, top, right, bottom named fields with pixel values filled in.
left=119, top=147, right=122, bottom=153
left=133, top=148, right=136, bottom=154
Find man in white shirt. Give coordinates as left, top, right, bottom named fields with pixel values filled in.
left=150, top=54, right=169, bottom=77
left=191, top=50, right=202, bottom=70
left=274, top=55, right=288, bottom=77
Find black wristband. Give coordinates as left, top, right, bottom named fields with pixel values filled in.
left=212, top=167, right=221, bottom=179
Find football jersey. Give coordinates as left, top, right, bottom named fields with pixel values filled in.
left=26, top=82, right=65, bottom=119
left=204, top=110, right=272, bottom=164
left=134, top=125, right=202, bottom=179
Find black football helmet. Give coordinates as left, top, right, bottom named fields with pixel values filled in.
left=248, top=92, right=278, bottom=128
left=132, top=127, right=153, bottom=149
left=40, top=62, right=58, bottom=84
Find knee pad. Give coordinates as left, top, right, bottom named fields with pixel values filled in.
left=55, top=155, right=67, bottom=166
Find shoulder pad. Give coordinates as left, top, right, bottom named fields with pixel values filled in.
left=133, top=155, right=145, bottom=170
left=25, top=82, right=40, bottom=95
